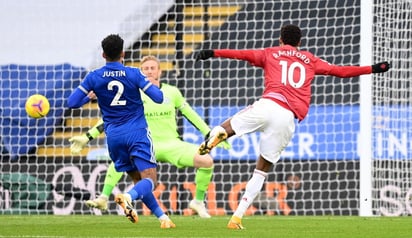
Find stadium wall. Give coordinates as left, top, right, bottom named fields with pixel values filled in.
left=2, top=159, right=410, bottom=216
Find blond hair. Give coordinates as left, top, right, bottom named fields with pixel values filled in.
left=140, top=55, right=161, bottom=68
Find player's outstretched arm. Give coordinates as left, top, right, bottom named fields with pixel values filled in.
left=371, top=62, right=391, bottom=73
left=180, top=102, right=211, bottom=136
left=69, top=119, right=104, bottom=155
left=321, top=60, right=391, bottom=78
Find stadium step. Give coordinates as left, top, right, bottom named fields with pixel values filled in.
left=36, top=146, right=100, bottom=158
left=167, top=5, right=241, bottom=32
left=36, top=101, right=106, bottom=159
left=167, top=19, right=226, bottom=28
left=182, top=5, right=241, bottom=17
left=45, top=131, right=105, bottom=145
left=139, top=47, right=194, bottom=56
left=130, top=4, right=242, bottom=73
left=65, top=117, right=101, bottom=129
left=125, top=61, right=174, bottom=71
left=151, top=33, right=205, bottom=45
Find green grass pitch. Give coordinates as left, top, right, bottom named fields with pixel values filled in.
left=0, top=215, right=410, bottom=238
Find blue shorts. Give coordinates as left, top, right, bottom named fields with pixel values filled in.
left=106, top=127, right=157, bottom=172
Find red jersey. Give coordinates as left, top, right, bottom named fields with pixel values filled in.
left=214, top=45, right=372, bottom=121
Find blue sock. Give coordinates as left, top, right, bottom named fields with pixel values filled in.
left=128, top=178, right=154, bottom=201
left=141, top=192, right=164, bottom=218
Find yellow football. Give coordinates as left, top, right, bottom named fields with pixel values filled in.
left=25, top=94, right=50, bottom=119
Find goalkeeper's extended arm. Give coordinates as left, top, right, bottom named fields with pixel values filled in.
left=180, top=103, right=231, bottom=150
left=68, top=119, right=104, bottom=155
left=179, top=102, right=210, bottom=136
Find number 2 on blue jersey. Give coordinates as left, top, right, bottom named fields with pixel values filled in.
left=108, top=80, right=126, bottom=106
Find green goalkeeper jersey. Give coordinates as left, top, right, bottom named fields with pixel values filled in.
left=141, top=83, right=210, bottom=142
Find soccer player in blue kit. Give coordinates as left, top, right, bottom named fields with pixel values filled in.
left=67, top=34, right=175, bottom=229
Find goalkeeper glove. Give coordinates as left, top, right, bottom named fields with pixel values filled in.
left=372, top=62, right=391, bottom=73
left=195, top=50, right=214, bottom=61
left=217, top=140, right=232, bottom=150
left=68, top=134, right=90, bottom=155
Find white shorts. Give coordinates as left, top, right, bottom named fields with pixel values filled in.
left=230, top=98, right=295, bottom=164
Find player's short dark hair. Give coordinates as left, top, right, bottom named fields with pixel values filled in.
left=101, top=34, right=124, bottom=61
left=280, top=25, right=302, bottom=47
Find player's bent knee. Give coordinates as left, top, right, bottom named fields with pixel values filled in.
left=194, top=154, right=214, bottom=168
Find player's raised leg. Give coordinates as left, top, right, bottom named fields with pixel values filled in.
left=198, top=126, right=228, bottom=155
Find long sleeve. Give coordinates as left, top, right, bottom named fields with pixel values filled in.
left=315, top=58, right=372, bottom=78
left=327, top=65, right=372, bottom=78
left=67, top=88, right=91, bottom=108
left=179, top=102, right=211, bottom=136
left=214, top=49, right=265, bottom=67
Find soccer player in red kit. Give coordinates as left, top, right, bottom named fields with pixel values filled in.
left=195, top=24, right=390, bottom=229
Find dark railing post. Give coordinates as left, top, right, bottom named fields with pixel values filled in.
left=174, top=0, right=185, bottom=137
left=175, top=0, right=184, bottom=77
left=202, top=0, right=211, bottom=125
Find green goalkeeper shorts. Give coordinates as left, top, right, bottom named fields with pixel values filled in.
left=153, top=139, right=198, bottom=168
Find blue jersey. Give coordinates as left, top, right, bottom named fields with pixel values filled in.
left=67, top=61, right=163, bottom=172
left=79, top=62, right=162, bottom=130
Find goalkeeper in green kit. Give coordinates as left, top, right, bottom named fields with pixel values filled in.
left=69, top=55, right=230, bottom=218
